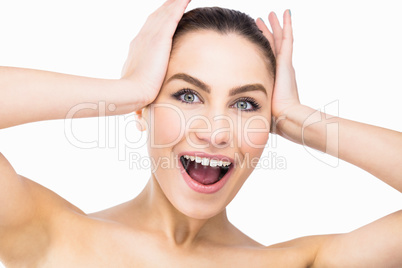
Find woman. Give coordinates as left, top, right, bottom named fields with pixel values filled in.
left=0, top=0, right=401, bottom=267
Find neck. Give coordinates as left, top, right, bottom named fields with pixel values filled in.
left=133, top=175, right=230, bottom=248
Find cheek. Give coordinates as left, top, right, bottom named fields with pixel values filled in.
left=238, top=115, right=270, bottom=158
left=231, top=117, right=269, bottom=194
left=147, top=104, right=186, bottom=146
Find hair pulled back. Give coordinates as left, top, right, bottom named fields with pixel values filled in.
left=172, top=7, right=276, bottom=77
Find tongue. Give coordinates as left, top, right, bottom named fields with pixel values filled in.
left=187, top=161, right=221, bottom=185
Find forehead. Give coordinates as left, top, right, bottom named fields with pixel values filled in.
left=167, top=30, right=273, bottom=91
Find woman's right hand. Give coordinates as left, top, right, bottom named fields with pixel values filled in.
left=121, top=0, right=191, bottom=108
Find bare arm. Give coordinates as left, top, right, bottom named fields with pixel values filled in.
left=0, top=0, right=192, bottom=130
left=257, top=10, right=402, bottom=266
left=275, top=104, right=402, bottom=192
left=0, top=68, right=139, bottom=129
left=313, top=210, right=402, bottom=267
left=257, top=12, right=402, bottom=191
left=0, top=0, right=191, bottom=264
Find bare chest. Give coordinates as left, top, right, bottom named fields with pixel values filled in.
left=38, top=227, right=307, bottom=268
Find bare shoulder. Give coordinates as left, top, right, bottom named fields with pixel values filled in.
left=22, top=175, right=85, bottom=215
left=312, top=210, right=402, bottom=267
left=0, top=174, right=85, bottom=266
left=0, top=152, right=84, bottom=219
left=263, top=234, right=337, bottom=267
left=265, top=210, right=402, bottom=268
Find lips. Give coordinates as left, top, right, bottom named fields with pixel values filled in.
left=178, top=152, right=234, bottom=194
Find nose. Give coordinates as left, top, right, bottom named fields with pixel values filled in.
left=189, top=113, right=232, bottom=149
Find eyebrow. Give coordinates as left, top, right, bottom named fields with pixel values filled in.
left=166, top=72, right=267, bottom=96
left=166, top=73, right=211, bottom=93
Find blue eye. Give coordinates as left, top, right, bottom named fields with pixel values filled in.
left=171, top=89, right=261, bottom=112
left=172, top=88, right=202, bottom=104
left=233, top=97, right=261, bottom=112
left=236, top=100, right=252, bottom=110
left=181, top=92, right=200, bottom=103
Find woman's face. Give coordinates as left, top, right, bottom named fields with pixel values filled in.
left=143, top=30, right=274, bottom=219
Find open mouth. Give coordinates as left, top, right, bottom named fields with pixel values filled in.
left=180, top=155, right=232, bottom=185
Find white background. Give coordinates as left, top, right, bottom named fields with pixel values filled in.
left=1, top=0, right=401, bottom=266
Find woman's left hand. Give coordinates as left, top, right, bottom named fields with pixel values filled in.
left=256, top=10, right=301, bottom=132
left=258, top=12, right=402, bottom=268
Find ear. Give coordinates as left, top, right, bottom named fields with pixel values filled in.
left=135, top=109, right=147, bottom=132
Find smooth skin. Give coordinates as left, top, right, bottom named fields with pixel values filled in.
left=0, top=0, right=401, bottom=267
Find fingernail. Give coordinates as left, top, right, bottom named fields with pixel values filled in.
left=289, top=9, right=292, bottom=17
left=258, top=17, right=265, bottom=23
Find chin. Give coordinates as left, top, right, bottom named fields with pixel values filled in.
left=170, top=194, right=228, bottom=220
left=155, top=173, right=232, bottom=220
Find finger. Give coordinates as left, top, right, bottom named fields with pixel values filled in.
left=165, top=0, right=192, bottom=25
left=280, top=9, right=293, bottom=63
left=136, top=0, right=190, bottom=44
left=160, top=0, right=190, bottom=10
left=149, top=0, right=191, bottom=37
left=256, top=18, right=276, bottom=57
left=157, top=0, right=191, bottom=21
left=268, top=12, right=282, bottom=57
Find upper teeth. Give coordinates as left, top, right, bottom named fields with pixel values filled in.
left=183, top=155, right=231, bottom=167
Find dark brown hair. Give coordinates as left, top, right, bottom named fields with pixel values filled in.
left=172, top=7, right=276, bottom=77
